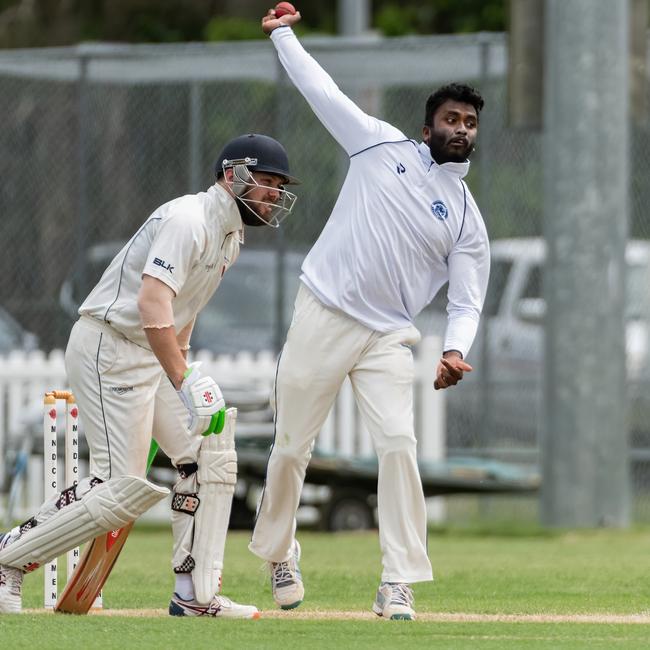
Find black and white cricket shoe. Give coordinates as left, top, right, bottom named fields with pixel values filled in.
left=169, top=592, right=260, bottom=619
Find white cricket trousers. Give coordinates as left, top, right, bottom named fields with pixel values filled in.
left=249, top=285, right=433, bottom=584
left=66, top=316, right=229, bottom=573
left=65, top=316, right=205, bottom=480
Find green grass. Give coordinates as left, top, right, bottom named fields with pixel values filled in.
left=1, top=526, right=650, bottom=648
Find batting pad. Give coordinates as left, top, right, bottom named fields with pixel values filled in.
left=0, top=475, right=169, bottom=572
left=193, top=407, right=238, bottom=605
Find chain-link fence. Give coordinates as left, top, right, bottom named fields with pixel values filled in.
left=1, top=33, right=650, bottom=522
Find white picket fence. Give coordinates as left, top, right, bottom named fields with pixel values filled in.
left=0, top=337, right=445, bottom=517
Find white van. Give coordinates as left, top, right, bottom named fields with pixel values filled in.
left=416, top=237, right=650, bottom=449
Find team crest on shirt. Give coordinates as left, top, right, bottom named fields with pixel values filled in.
left=431, top=200, right=448, bottom=221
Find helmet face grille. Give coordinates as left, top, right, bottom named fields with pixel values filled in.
left=221, top=158, right=298, bottom=228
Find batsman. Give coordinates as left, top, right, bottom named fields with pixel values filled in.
left=0, top=133, right=299, bottom=617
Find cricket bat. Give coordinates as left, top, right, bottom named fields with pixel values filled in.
left=54, top=439, right=160, bottom=614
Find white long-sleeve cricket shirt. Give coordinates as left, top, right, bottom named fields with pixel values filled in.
left=271, top=27, right=490, bottom=358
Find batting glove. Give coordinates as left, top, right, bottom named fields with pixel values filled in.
left=177, top=362, right=226, bottom=436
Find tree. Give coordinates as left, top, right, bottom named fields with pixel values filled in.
left=0, top=0, right=509, bottom=48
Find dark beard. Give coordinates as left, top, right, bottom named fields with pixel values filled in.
left=428, top=131, right=474, bottom=165
left=236, top=197, right=266, bottom=227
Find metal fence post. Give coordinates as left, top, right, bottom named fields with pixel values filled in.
left=188, top=81, right=203, bottom=193
left=542, top=0, right=630, bottom=527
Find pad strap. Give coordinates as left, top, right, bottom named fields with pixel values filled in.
left=174, top=555, right=196, bottom=574
left=177, top=463, right=198, bottom=479
left=171, top=492, right=200, bottom=515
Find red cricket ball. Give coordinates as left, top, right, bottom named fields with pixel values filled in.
left=275, top=2, right=296, bottom=18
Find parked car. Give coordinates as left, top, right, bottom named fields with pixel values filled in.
left=59, top=241, right=305, bottom=355
left=0, top=306, right=39, bottom=354
left=416, top=237, right=650, bottom=449
left=190, top=249, right=305, bottom=354
left=58, top=240, right=127, bottom=322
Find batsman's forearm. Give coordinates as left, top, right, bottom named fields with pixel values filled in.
left=143, top=326, right=187, bottom=389
left=176, top=317, right=195, bottom=351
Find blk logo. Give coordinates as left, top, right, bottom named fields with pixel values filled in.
left=396, top=162, right=406, bottom=174
left=153, top=257, right=174, bottom=273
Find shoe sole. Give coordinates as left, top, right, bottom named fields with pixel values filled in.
left=279, top=600, right=303, bottom=610
left=169, top=601, right=186, bottom=617
left=372, top=604, right=414, bottom=621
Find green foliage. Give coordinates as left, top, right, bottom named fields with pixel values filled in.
left=203, top=16, right=311, bottom=42
left=0, top=0, right=509, bottom=48
left=127, top=15, right=186, bottom=43
left=374, top=0, right=507, bottom=37
left=375, top=5, right=420, bottom=37
left=204, top=17, right=266, bottom=42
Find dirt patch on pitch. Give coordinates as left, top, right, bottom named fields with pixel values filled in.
left=30, top=608, right=650, bottom=624
left=263, top=611, right=650, bottom=624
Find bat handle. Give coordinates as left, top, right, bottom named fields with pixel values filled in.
left=146, top=439, right=159, bottom=472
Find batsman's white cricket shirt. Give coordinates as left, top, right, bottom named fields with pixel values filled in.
left=271, top=27, right=490, bottom=357
left=79, top=183, right=242, bottom=349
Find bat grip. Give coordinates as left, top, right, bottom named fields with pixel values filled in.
left=146, top=439, right=160, bottom=473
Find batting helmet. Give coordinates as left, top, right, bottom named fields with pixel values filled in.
left=215, top=133, right=300, bottom=185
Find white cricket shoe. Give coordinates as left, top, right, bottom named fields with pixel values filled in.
left=169, top=592, right=260, bottom=619
left=0, top=531, right=22, bottom=615
left=0, top=564, right=23, bottom=614
left=269, top=540, right=304, bottom=610
left=372, top=582, right=415, bottom=620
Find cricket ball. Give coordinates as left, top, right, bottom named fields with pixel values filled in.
left=275, top=2, right=296, bottom=18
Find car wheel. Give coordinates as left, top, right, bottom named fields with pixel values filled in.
left=228, top=496, right=255, bottom=530
left=324, top=491, right=375, bottom=531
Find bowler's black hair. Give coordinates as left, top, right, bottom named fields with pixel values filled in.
left=424, top=83, right=484, bottom=125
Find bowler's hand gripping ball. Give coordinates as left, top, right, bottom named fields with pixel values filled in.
left=275, top=2, right=296, bottom=18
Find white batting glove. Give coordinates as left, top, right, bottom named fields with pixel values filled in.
left=177, top=362, right=226, bottom=436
